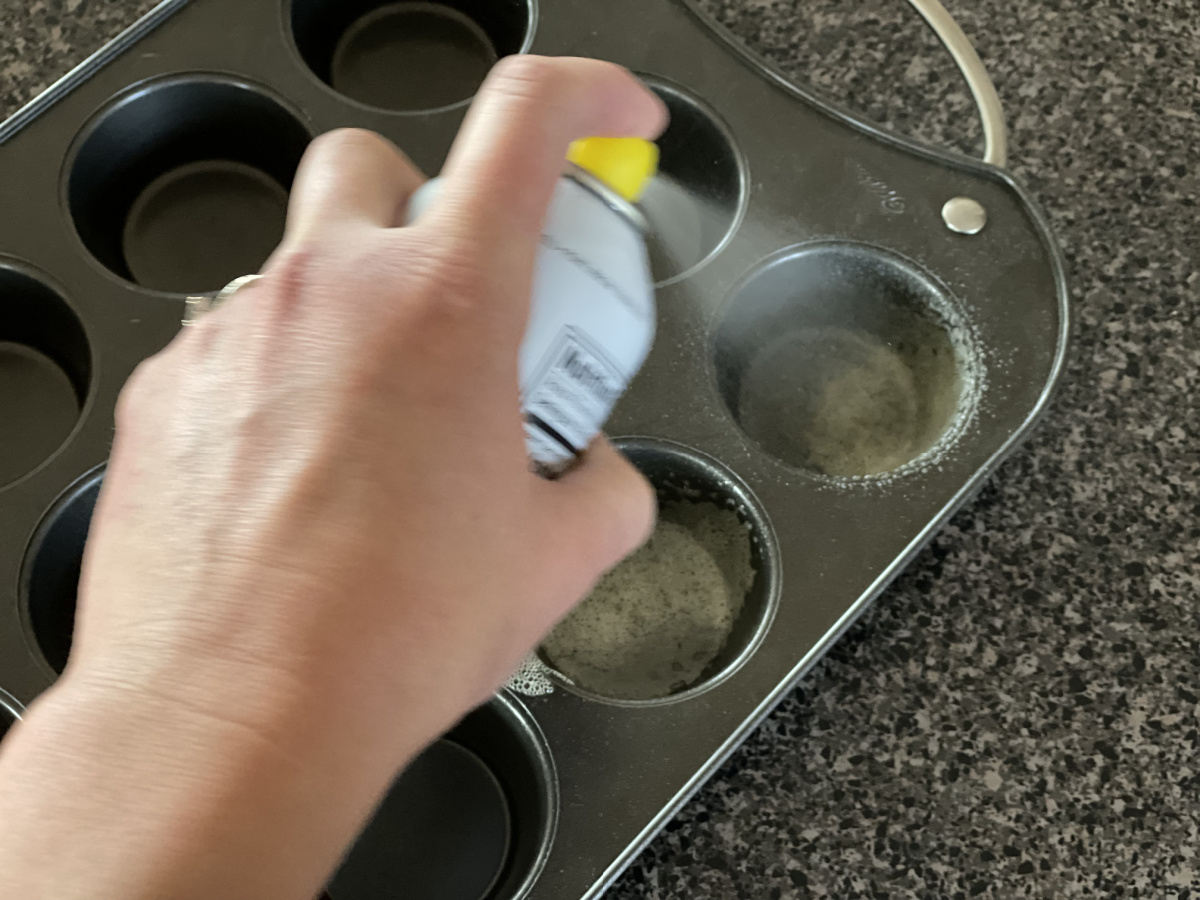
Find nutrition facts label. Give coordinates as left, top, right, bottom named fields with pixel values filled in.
left=523, top=326, right=626, bottom=467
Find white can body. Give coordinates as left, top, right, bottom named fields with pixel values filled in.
left=408, top=174, right=655, bottom=471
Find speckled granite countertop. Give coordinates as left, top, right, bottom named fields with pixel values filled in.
left=3, top=0, right=1198, bottom=897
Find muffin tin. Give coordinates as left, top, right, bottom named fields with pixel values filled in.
left=0, top=0, right=1069, bottom=897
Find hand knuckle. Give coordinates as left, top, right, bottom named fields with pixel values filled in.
left=257, top=245, right=316, bottom=316
left=410, top=247, right=489, bottom=315
left=486, top=55, right=563, bottom=108
left=311, top=127, right=394, bottom=160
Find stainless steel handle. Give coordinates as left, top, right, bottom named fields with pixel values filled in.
left=905, top=0, right=1008, bottom=167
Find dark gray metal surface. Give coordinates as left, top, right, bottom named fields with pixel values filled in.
left=0, top=1, right=1068, bottom=898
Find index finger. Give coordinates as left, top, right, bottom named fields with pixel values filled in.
left=425, top=56, right=666, bottom=264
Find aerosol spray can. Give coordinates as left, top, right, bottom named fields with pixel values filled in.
left=406, top=137, right=658, bottom=475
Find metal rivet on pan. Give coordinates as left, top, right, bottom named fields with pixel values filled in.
left=942, top=196, right=987, bottom=235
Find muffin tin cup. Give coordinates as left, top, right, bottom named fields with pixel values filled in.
left=636, top=76, right=748, bottom=287
left=0, top=0, right=1069, bottom=897
left=538, top=437, right=780, bottom=706
left=327, top=692, right=556, bottom=900
left=65, top=74, right=313, bottom=295
left=290, top=0, right=536, bottom=113
left=713, top=240, right=983, bottom=481
left=0, top=262, right=91, bottom=491
left=20, top=467, right=104, bottom=676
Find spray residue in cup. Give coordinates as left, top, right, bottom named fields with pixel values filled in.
left=540, top=497, right=755, bottom=700
left=407, top=137, right=659, bottom=475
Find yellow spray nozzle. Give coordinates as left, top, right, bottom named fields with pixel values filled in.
left=567, top=137, right=659, bottom=203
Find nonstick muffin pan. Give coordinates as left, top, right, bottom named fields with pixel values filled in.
left=0, top=0, right=1069, bottom=897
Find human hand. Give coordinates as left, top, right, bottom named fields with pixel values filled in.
left=0, top=56, right=664, bottom=900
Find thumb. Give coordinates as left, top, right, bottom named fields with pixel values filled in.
left=534, top=438, right=657, bottom=613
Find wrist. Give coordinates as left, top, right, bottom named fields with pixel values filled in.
left=0, top=667, right=394, bottom=900
left=0, top=672, right=293, bottom=898
left=66, top=610, right=460, bottom=767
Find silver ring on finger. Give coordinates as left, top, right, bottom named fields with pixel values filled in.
left=183, top=274, right=264, bottom=326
